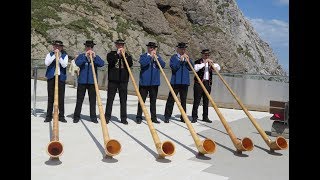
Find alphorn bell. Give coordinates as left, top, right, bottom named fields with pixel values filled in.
left=88, top=53, right=121, bottom=156
left=154, top=55, right=216, bottom=155
left=210, top=63, right=288, bottom=151
left=120, top=51, right=175, bottom=158
left=186, top=60, right=254, bottom=153
left=46, top=51, right=64, bottom=158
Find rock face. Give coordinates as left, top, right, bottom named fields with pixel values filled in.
left=31, top=0, right=286, bottom=75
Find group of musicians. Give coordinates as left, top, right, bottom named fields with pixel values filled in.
left=44, top=39, right=220, bottom=125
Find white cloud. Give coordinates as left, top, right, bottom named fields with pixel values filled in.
left=247, top=18, right=288, bottom=49
left=274, top=0, right=289, bottom=6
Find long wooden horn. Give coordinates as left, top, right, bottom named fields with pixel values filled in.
left=120, top=51, right=175, bottom=158
left=210, top=63, right=288, bottom=151
left=154, top=56, right=216, bottom=155
left=46, top=51, right=63, bottom=158
left=186, top=60, right=254, bottom=153
left=89, top=53, right=121, bottom=156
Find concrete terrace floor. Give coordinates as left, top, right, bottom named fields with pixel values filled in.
left=31, top=79, right=289, bottom=180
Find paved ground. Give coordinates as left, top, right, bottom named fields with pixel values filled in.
left=31, top=79, right=289, bottom=180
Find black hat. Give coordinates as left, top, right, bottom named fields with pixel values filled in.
left=201, top=49, right=210, bottom=54
left=176, top=42, right=188, bottom=48
left=146, top=42, right=158, bottom=48
left=84, top=40, right=96, bottom=46
left=52, top=40, right=64, bottom=46
left=114, top=39, right=125, bottom=44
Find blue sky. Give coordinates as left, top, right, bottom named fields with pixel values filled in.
left=236, top=0, right=289, bottom=74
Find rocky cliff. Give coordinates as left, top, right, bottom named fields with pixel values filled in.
left=31, top=0, right=286, bottom=75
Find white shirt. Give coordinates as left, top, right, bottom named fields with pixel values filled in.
left=45, top=52, right=68, bottom=75
left=194, top=59, right=220, bottom=80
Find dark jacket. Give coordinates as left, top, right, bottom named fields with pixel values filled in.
left=76, top=53, right=105, bottom=84
left=45, top=51, right=68, bottom=81
left=107, top=51, right=133, bottom=83
left=194, top=58, right=214, bottom=86
left=139, top=53, right=166, bottom=86
left=169, top=53, right=194, bottom=85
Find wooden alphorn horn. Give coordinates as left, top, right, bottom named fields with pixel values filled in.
left=89, top=53, right=121, bottom=156
left=209, top=63, right=288, bottom=151
left=120, top=51, right=175, bottom=158
left=46, top=51, right=64, bottom=158
left=154, top=55, right=216, bottom=155
left=186, top=60, right=254, bottom=153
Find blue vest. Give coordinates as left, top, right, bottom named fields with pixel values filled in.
left=76, top=53, right=105, bottom=84
left=45, top=52, right=67, bottom=81
left=139, top=53, right=166, bottom=86
left=169, top=54, right=194, bottom=85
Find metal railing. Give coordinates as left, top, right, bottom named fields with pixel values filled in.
left=32, top=66, right=38, bottom=116
left=31, top=60, right=289, bottom=115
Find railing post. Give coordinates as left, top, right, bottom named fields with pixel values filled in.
left=32, top=65, right=38, bottom=117
left=101, top=68, right=108, bottom=89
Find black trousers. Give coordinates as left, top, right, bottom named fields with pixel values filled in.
left=164, top=84, right=189, bottom=119
left=105, top=81, right=128, bottom=120
left=136, top=86, right=159, bottom=121
left=73, top=84, right=97, bottom=119
left=46, top=78, right=65, bottom=118
left=192, top=81, right=211, bottom=119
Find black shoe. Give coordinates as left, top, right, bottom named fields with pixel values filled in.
left=164, top=116, right=170, bottom=123
left=202, top=118, right=212, bottom=123
left=73, top=117, right=80, bottom=123
left=179, top=116, right=185, bottom=123
left=121, top=119, right=128, bottom=125
left=59, top=117, right=67, bottom=123
left=136, top=117, right=142, bottom=124
left=191, top=118, right=197, bottom=123
left=44, top=117, right=52, bottom=122
left=152, top=119, right=160, bottom=124
left=180, top=116, right=186, bottom=123
left=91, top=118, right=98, bottom=123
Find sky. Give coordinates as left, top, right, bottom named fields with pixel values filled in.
left=236, top=0, right=289, bottom=74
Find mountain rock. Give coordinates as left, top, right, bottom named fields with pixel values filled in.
left=31, top=0, right=286, bottom=75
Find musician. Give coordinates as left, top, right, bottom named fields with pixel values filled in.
left=44, top=40, right=68, bottom=123
left=135, top=42, right=166, bottom=124
left=164, top=42, right=194, bottom=123
left=73, top=40, right=105, bottom=123
left=105, top=39, right=133, bottom=125
left=191, top=49, right=220, bottom=123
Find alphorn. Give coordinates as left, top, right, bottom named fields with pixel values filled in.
left=210, top=63, right=288, bottom=151
left=154, top=55, right=216, bottom=155
left=89, top=53, right=121, bottom=156
left=120, top=51, right=175, bottom=158
left=46, top=51, right=63, bottom=158
left=186, top=60, right=254, bottom=153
